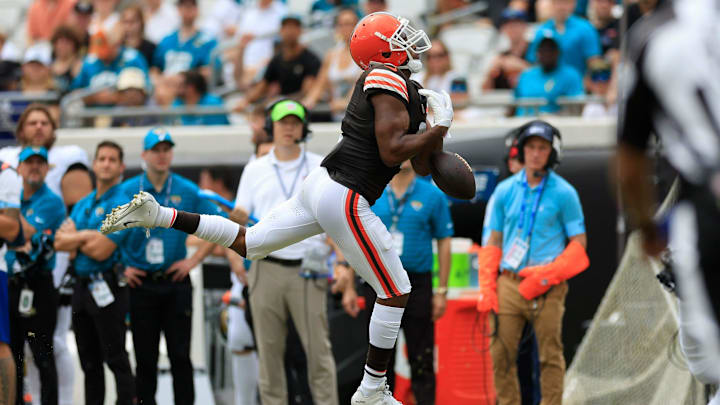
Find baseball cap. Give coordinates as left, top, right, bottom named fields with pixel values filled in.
left=23, top=43, right=52, bottom=66
left=522, top=121, right=555, bottom=143
left=500, top=8, right=528, bottom=25
left=18, top=146, right=48, bottom=163
left=270, top=100, right=306, bottom=122
left=143, top=127, right=175, bottom=150
left=117, top=67, right=147, bottom=92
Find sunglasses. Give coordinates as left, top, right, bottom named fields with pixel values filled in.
left=427, top=52, right=448, bottom=59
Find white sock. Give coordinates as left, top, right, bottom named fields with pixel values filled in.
left=360, top=303, right=405, bottom=396
left=194, top=214, right=240, bottom=247
left=232, top=352, right=258, bottom=405
left=154, top=206, right=176, bottom=228
left=361, top=365, right=387, bottom=396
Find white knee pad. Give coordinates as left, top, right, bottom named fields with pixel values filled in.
left=368, top=303, right=404, bottom=349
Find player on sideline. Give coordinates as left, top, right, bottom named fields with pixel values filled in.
left=103, top=12, right=452, bottom=404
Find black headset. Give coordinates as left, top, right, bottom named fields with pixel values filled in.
left=263, top=98, right=311, bottom=142
left=515, top=120, right=563, bottom=169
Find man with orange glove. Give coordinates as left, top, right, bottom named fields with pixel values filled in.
left=476, top=120, right=588, bottom=405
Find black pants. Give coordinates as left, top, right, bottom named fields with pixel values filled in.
left=129, top=275, right=193, bottom=405
left=8, top=272, right=58, bottom=405
left=362, top=272, right=436, bottom=405
left=72, top=271, right=135, bottom=405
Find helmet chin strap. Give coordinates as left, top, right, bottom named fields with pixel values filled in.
left=399, top=52, right=423, bottom=73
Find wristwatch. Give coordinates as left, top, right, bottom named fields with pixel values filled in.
left=435, top=286, right=448, bottom=296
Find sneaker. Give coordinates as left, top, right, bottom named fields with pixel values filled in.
left=350, top=379, right=402, bottom=405
left=101, top=191, right=160, bottom=234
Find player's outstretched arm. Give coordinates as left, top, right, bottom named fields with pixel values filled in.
left=372, top=93, right=447, bottom=167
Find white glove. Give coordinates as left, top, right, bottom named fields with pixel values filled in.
left=418, top=89, right=453, bottom=128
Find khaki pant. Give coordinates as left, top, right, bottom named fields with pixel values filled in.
left=490, top=272, right=568, bottom=405
left=248, top=260, right=339, bottom=405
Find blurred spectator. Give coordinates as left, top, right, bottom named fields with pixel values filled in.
left=309, top=0, right=359, bottom=28
left=363, top=0, right=387, bottom=14
left=581, top=59, right=615, bottom=118
left=142, top=0, right=180, bottom=44
left=514, top=35, right=583, bottom=116
left=302, top=8, right=361, bottom=121
left=69, top=1, right=94, bottom=49
left=0, top=61, right=21, bottom=91
left=590, top=0, right=619, bottom=60
left=26, top=0, right=76, bottom=44
left=121, top=6, right=155, bottom=66
left=172, top=70, right=229, bottom=125
left=71, top=30, right=150, bottom=106
left=247, top=104, right=273, bottom=161
left=152, top=0, right=217, bottom=77
left=51, top=26, right=84, bottom=94
left=413, top=39, right=468, bottom=106
left=21, top=44, right=56, bottom=93
left=113, top=67, right=157, bottom=127
left=526, top=0, right=601, bottom=76
left=233, top=0, right=287, bottom=90
left=89, top=0, right=120, bottom=36
left=483, top=8, right=530, bottom=91
left=235, top=15, right=321, bottom=111
left=201, top=0, right=242, bottom=42
left=626, top=0, right=662, bottom=30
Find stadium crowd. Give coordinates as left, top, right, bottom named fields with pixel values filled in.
left=0, top=0, right=658, bottom=135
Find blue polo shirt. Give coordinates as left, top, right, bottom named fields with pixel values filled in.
left=70, top=184, right=128, bottom=277
left=488, top=169, right=585, bottom=271
left=153, top=30, right=217, bottom=74
left=5, top=183, right=65, bottom=274
left=71, top=48, right=150, bottom=90
left=114, top=172, right=226, bottom=273
left=371, top=178, right=454, bottom=273
left=514, top=64, right=584, bottom=116
left=171, top=94, right=230, bottom=125
left=526, top=16, right=601, bottom=76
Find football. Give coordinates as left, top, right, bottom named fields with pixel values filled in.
left=430, top=150, right=476, bottom=200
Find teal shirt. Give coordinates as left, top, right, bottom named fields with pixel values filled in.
left=70, top=184, right=128, bottom=276
left=525, top=15, right=601, bottom=76
left=514, top=65, right=584, bottom=116
left=5, top=183, right=65, bottom=275
left=371, top=178, right=454, bottom=273
left=114, top=172, right=226, bottom=272
left=489, top=169, right=585, bottom=271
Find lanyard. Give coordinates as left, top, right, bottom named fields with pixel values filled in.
left=140, top=174, right=173, bottom=206
left=517, top=171, right=547, bottom=240
left=273, top=153, right=307, bottom=200
left=386, top=178, right=416, bottom=231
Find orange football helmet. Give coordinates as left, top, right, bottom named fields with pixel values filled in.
left=349, top=12, right=431, bottom=73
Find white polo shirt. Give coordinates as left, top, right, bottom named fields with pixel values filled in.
left=235, top=147, right=324, bottom=260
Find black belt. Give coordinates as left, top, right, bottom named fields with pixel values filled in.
left=262, top=256, right=302, bottom=267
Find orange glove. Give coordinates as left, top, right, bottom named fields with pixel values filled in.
left=476, top=245, right=502, bottom=313
left=517, top=240, right=589, bottom=300
left=221, top=290, right=231, bottom=305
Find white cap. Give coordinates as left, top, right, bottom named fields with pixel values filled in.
left=23, top=43, right=52, bottom=66
left=116, top=67, right=147, bottom=92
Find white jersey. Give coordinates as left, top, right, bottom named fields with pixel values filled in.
left=0, top=163, right=22, bottom=273
left=0, top=145, right=90, bottom=198
left=235, top=147, right=325, bottom=260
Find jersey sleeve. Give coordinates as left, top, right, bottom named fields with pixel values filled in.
left=363, top=67, right=409, bottom=104
left=560, top=187, right=585, bottom=237
left=617, top=46, right=655, bottom=151
left=234, top=163, right=254, bottom=214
